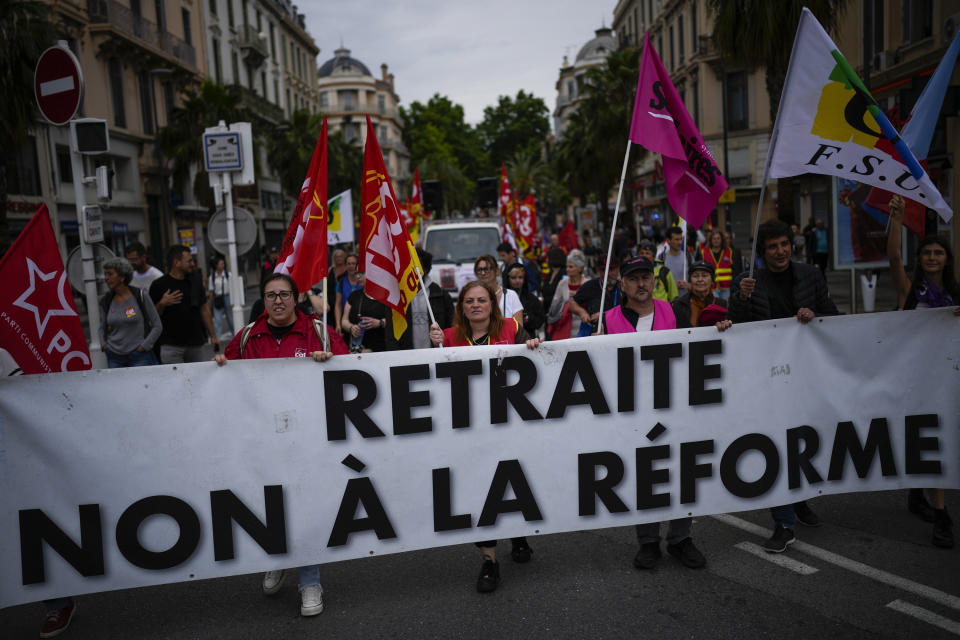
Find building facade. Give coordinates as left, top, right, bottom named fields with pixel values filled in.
left=7, top=0, right=206, bottom=270
left=316, top=47, right=410, bottom=190
left=553, top=27, right=616, bottom=140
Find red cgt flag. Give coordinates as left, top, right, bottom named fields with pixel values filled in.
left=275, top=117, right=328, bottom=291
left=515, top=194, right=538, bottom=254
left=359, top=116, right=423, bottom=340
left=410, top=168, right=423, bottom=219
left=0, top=205, right=91, bottom=374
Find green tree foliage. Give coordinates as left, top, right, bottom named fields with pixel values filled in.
left=707, top=0, right=848, bottom=124
left=157, top=80, right=249, bottom=204
left=265, top=110, right=362, bottom=219
left=555, top=47, right=642, bottom=226
left=0, top=0, right=59, bottom=252
left=479, top=90, right=550, bottom=168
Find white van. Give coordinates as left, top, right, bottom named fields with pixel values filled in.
left=421, top=220, right=502, bottom=295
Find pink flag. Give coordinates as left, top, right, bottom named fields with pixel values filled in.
left=629, top=32, right=727, bottom=229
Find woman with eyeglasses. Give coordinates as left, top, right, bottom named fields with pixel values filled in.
left=428, top=280, right=541, bottom=594
left=473, top=254, right=523, bottom=325
left=215, top=273, right=347, bottom=618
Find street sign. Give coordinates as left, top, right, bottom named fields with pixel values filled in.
left=203, top=132, right=243, bottom=172
left=81, top=205, right=104, bottom=243
left=208, top=206, right=257, bottom=255
left=34, top=45, right=84, bottom=126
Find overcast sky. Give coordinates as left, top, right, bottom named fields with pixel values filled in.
left=301, top=1, right=617, bottom=126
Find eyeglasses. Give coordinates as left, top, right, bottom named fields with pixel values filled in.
left=264, top=291, right=293, bottom=301
left=475, top=266, right=492, bottom=274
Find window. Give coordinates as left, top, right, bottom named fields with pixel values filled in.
left=154, top=0, right=165, bottom=32
left=242, top=0, right=248, bottom=28
left=340, top=90, right=357, bottom=109
left=256, top=10, right=261, bottom=31
left=691, top=5, right=697, bottom=47
left=109, top=58, right=126, bottom=127
left=692, top=76, right=699, bottom=128
left=212, top=38, right=222, bottom=83
left=281, top=34, right=287, bottom=68
left=163, top=81, right=174, bottom=123
left=286, top=88, right=291, bottom=114
left=226, top=0, right=234, bottom=27
left=902, top=0, right=932, bottom=45
left=231, top=51, right=240, bottom=85
left=273, top=79, right=279, bottom=105
left=269, top=23, right=276, bottom=58
left=290, top=42, right=295, bottom=74
left=678, top=15, right=684, bottom=64
left=138, top=71, right=154, bottom=135
left=377, top=94, right=385, bottom=113
left=4, top=137, right=41, bottom=195
left=669, top=25, right=674, bottom=70
left=726, top=71, right=748, bottom=131
left=261, top=71, right=267, bottom=98
left=182, top=8, right=192, bottom=46
left=261, top=189, right=282, bottom=210
left=863, top=1, right=883, bottom=66
left=209, top=0, right=216, bottom=16
left=57, top=145, right=73, bottom=184
left=319, top=91, right=328, bottom=107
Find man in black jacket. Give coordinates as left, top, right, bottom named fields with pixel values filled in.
left=729, top=219, right=839, bottom=553
left=386, top=249, right=454, bottom=350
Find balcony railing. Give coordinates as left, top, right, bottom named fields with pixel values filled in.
left=236, top=24, right=268, bottom=68
left=88, top=0, right=196, bottom=68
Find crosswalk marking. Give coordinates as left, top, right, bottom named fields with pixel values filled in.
left=887, top=600, right=960, bottom=635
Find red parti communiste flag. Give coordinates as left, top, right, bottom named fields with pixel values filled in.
left=359, top=116, right=423, bottom=340
left=0, top=205, right=91, bottom=374
left=274, top=117, right=328, bottom=290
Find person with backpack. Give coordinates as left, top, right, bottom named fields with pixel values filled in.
left=99, top=258, right=162, bottom=368
left=637, top=240, right=679, bottom=302
left=214, top=273, right=347, bottom=617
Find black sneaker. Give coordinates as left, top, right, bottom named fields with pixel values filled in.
left=667, top=537, right=706, bottom=568
left=933, top=508, right=954, bottom=549
left=476, top=559, right=500, bottom=593
left=510, top=539, right=533, bottom=563
left=908, top=489, right=935, bottom=522
left=794, top=501, right=821, bottom=527
left=763, top=525, right=796, bottom=553
left=633, top=541, right=662, bottom=570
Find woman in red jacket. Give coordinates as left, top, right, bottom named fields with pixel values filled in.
left=215, top=273, right=347, bottom=617
left=429, top=280, right=540, bottom=594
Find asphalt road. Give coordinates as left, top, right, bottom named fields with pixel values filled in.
left=3, top=490, right=957, bottom=639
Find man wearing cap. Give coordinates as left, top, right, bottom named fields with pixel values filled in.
left=600, top=255, right=708, bottom=570
left=568, top=252, right=625, bottom=336
left=672, top=261, right=730, bottom=329
left=637, top=240, right=679, bottom=303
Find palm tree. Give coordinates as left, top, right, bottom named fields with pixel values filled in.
left=506, top=147, right=546, bottom=200
left=156, top=80, right=249, bottom=205
left=707, top=0, right=848, bottom=125
left=0, top=0, right=59, bottom=252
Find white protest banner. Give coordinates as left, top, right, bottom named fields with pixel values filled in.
left=327, top=188, right=354, bottom=245
left=1, top=309, right=957, bottom=608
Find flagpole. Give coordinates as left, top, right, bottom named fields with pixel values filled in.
left=748, top=9, right=806, bottom=279
left=321, top=277, right=329, bottom=352
left=681, top=218, right=688, bottom=281
left=413, top=265, right=441, bottom=348
left=596, top=140, right=632, bottom=336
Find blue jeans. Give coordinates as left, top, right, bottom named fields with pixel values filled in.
left=770, top=504, right=797, bottom=529
left=635, top=518, right=692, bottom=545
left=298, top=565, right=321, bottom=589
left=106, top=349, right=157, bottom=368
left=212, top=295, right=234, bottom=337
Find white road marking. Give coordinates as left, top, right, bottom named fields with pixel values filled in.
left=886, top=600, right=960, bottom=635
left=40, top=76, right=75, bottom=96
left=734, top=541, right=819, bottom=574
left=712, top=513, right=960, bottom=612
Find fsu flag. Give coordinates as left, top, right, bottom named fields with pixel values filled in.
left=275, top=117, right=329, bottom=291
left=0, top=205, right=91, bottom=374
left=766, top=9, right=950, bottom=222
left=359, top=116, right=423, bottom=340
left=515, top=194, right=538, bottom=254
left=630, top=32, right=727, bottom=229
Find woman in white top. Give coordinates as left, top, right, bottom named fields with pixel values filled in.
left=473, top=254, right=523, bottom=324
left=208, top=256, right=234, bottom=339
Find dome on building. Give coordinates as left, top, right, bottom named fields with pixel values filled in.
left=317, top=46, right=372, bottom=78
left=575, top=27, right=615, bottom=63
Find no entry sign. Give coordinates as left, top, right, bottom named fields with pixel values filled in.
left=34, top=45, right=84, bottom=126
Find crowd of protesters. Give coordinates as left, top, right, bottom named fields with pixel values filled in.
left=33, top=213, right=958, bottom=636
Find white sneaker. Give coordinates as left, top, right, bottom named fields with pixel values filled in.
left=300, top=584, right=324, bottom=617
left=262, top=569, right=285, bottom=595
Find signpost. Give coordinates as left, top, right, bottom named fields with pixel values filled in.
left=35, top=42, right=107, bottom=366
left=204, top=121, right=253, bottom=332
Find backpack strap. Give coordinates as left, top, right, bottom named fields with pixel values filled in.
left=238, top=321, right=257, bottom=358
